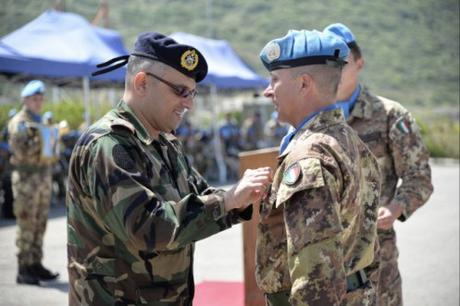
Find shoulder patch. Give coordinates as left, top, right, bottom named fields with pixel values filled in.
left=276, top=158, right=325, bottom=208
left=112, top=144, right=135, bottom=171
left=283, top=162, right=302, bottom=185
left=396, top=117, right=411, bottom=134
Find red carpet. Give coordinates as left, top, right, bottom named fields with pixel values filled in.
left=194, top=281, right=244, bottom=306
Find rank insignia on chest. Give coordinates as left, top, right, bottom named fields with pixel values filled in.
left=283, top=162, right=301, bottom=185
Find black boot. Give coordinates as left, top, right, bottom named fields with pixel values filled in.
left=17, top=266, right=40, bottom=285
left=31, top=263, right=59, bottom=281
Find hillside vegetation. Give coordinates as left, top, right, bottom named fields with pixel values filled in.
left=1, top=0, right=459, bottom=107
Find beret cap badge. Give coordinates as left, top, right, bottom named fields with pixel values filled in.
left=265, top=42, right=281, bottom=63
left=181, top=50, right=199, bottom=71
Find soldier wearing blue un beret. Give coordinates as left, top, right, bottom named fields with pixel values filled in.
left=325, top=22, right=433, bottom=306
left=255, top=29, right=380, bottom=306
left=67, top=32, right=273, bottom=305
left=8, top=79, right=59, bottom=285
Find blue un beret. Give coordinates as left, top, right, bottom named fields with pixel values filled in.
left=93, top=32, right=208, bottom=82
left=260, top=29, right=349, bottom=71
left=21, top=80, right=45, bottom=98
left=323, top=23, right=357, bottom=48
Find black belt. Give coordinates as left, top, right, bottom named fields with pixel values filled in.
left=265, top=270, right=369, bottom=302
left=346, top=269, right=368, bottom=292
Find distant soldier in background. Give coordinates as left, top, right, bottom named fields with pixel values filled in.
left=242, top=110, right=265, bottom=150
left=219, top=112, right=242, bottom=180
left=8, top=80, right=59, bottom=285
left=324, top=23, right=433, bottom=306
left=264, top=111, right=289, bottom=148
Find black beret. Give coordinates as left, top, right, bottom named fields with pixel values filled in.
left=133, top=32, right=207, bottom=82
left=92, top=32, right=208, bottom=82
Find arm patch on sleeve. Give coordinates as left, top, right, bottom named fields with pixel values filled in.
left=395, top=117, right=412, bottom=134
left=112, top=144, right=135, bottom=171
left=276, top=158, right=324, bottom=207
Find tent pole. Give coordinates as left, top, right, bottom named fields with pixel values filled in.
left=82, top=77, right=91, bottom=127
left=52, top=86, right=59, bottom=104
left=211, top=84, right=227, bottom=183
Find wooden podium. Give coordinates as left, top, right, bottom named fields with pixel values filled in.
left=239, top=147, right=279, bottom=306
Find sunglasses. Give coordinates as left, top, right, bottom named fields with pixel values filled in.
left=145, top=72, right=197, bottom=99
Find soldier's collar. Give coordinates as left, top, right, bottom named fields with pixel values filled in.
left=116, top=101, right=155, bottom=145
left=349, top=85, right=374, bottom=120
left=307, top=107, right=345, bottom=131
left=278, top=107, right=344, bottom=159
left=23, top=107, right=42, bottom=123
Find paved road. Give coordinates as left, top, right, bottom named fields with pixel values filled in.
left=0, top=161, right=458, bottom=306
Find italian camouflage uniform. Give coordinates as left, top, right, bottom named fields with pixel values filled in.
left=347, top=86, right=433, bottom=306
left=67, top=101, right=251, bottom=306
left=255, top=108, right=381, bottom=306
left=8, top=107, right=53, bottom=267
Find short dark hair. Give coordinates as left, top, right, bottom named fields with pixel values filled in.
left=348, top=42, right=362, bottom=60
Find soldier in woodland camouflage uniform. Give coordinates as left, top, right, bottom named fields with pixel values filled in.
left=324, top=23, right=433, bottom=306
left=67, top=32, right=272, bottom=306
left=255, top=30, right=380, bottom=306
left=8, top=80, right=59, bottom=285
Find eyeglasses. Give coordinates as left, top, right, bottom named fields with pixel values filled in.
left=145, top=72, right=197, bottom=99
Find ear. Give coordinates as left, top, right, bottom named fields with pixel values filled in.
left=133, top=72, right=148, bottom=96
left=299, top=73, right=313, bottom=95
left=356, top=57, right=365, bottom=71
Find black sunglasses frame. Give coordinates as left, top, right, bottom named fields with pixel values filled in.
left=145, top=72, right=197, bottom=99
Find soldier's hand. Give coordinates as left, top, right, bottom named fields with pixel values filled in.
left=377, top=202, right=403, bottom=230
left=223, top=167, right=273, bottom=211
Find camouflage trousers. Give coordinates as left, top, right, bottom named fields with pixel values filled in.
left=12, top=170, right=52, bottom=266
left=375, top=228, right=403, bottom=306
left=265, top=283, right=376, bottom=306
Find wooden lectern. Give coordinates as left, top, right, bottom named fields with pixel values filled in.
left=239, top=147, right=279, bottom=306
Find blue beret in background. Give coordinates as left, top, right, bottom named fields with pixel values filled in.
left=323, top=23, right=357, bottom=47
left=260, top=29, right=349, bottom=71
left=21, top=80, right=45, bottom=98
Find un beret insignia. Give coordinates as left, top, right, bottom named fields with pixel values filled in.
left=181, top=50, right=199, bottom=71
left=265, top=42, right=281, bottom=63
left=283, top=162, right=302, bottom=185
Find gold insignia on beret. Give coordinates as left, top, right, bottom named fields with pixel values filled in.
left=265, top=42, right=281, bottom=63
left=181, top=50, right=199, bottom=71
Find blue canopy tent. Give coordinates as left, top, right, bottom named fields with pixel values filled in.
left=0, top=9, right=127, bottom=81
left=0, top=9, right=128, bottom=124
left=170, top=32, right=267, bottom=89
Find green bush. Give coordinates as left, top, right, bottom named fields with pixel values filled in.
left=417, top=116, right=460, bottom=159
